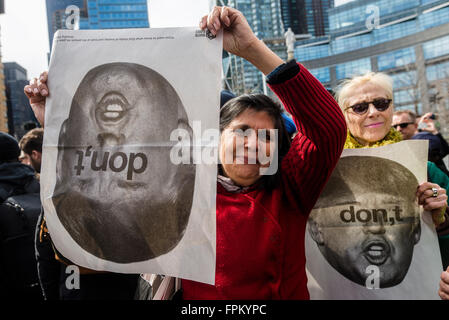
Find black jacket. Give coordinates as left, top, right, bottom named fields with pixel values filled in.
left=0, top=162, right=42, bottom=300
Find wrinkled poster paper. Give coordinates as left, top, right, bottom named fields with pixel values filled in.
left=41, top=28, right=222, bottom=284
left=306, top=140, right=442, bottom=299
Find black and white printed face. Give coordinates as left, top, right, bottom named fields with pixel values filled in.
left=53, top=63, right=195, bottom=263
left=309, top=192, right=421, bottom=288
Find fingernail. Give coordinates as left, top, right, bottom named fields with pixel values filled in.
left=33, top=88, right=39, bottom=94
left=26, top=87, right=32, bottom=93
left=42, top=89, right=48, bottom=95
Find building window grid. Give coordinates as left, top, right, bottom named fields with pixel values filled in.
left=389, top=70, right=418, bottom=89
left=333, top=33, right=371, bottom=54
left=394, top=89, right=420, bottom=104
left=395, top=103, right=422, bottom=114
left=419, top=6, right=449, bottom=30
left=98, top=0, right=146, bottom=3
left=294, top=44, right=330, bottom=61
left=377, top=47, right=416, bottom=71
left=423, top=35, right=449, bottom=60
left=336, top=58, right=371, bottom=80
left=426, top=61, right=449, bottom=82
left=298, top=13, right=436, bottom=62
left=329, top=0, right=419, bottom=30
left=310, top=67, right=331, bottom=83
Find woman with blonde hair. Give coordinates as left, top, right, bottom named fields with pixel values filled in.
left=337, top=71, right=447, bottom=222
left=337, top=71, right=449, bottom=297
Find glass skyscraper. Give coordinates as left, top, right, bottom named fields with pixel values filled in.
left=293, top=0, right=449, bottom=136
left=46, top=0, right=85, bottom=50
left=0, top=0, right=7, bottom=133
left=222, top=0, right=287, bottom=96
left=81, top=0, right=149, bottom=30
left=280, top=0, right=333, bottom=37
left=3, top=63, right=38, bottom=138
left=46, top=0, right=149, bottom=51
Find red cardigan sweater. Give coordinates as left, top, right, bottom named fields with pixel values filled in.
left=182, top=64, right=347, bottom=299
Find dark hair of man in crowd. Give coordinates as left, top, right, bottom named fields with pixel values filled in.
left=219, top=94, right=291, bottom=190
left=19, top=128, right=44, bottom=155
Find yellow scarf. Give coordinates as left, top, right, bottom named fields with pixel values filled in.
left=344, top=128, right=402, bottom=149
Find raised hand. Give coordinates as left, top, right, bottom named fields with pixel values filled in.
left=24, top=71, right=48, bottom=127
left=199, top=6, right=283, bottom=75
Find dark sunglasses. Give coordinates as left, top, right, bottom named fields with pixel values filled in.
left=392, top=122, right=414, bottom=129
left=346, top=98, right=392, bottom=115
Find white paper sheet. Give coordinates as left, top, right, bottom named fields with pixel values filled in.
left=306, top=140, right=443, bottom=299
left=41, top=27, right=222, bottom=285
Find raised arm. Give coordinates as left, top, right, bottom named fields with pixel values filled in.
left=202, top=6, right=347, bottom=212
left=268, top=63, right=347, bottom=213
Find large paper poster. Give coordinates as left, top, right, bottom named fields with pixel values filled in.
left=306, top=140, right=443, bottom=299
left=41, top=27, right=222, bottom=284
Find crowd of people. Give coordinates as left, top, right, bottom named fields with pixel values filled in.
left=2, top=6, right=449, bottom=300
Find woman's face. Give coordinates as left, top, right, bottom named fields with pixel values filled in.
left=344, top=83, right=393, bottom=146
left=219, top=109, right=275, bottom=187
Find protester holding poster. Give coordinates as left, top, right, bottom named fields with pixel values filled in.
left=305, top=71, right=448, bottom=299
left=26, top=18, right=225, bottom=296
left=25, top=6, right=347, bottom=299
left=337, top=72, right=447, bottom=225
left=180, top=6, right=346, bottom=299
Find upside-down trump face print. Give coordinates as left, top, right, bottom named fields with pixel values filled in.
left=53, top=62, right=196, bottom=263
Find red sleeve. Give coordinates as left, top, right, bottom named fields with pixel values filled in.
left=268, top=63, right=347, bottom=213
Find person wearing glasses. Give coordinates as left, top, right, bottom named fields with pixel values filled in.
left=24, top=6, right=347, bottom=299
left=392, top=110, right=418, bottom=140
left=393, top=111, right=449, bottom=276
left=393, top=110, right=449, bottom=176
left=335, top=72, right=449, bottom=289
left=337, top=72, right=446, bottom=219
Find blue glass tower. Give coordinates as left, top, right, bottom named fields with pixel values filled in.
left=3, top=63, right=38, bottom=138
left=293, top=0, right=449, bottom=133
left=280, top=0, right=333, bottom=37
left=46, top=0, right=149, bottom=51
left=224, top=0, right=287, bottom=95
left=82, top=0, right=149, bottom=30
left=46, top=0, right=85, bottom=50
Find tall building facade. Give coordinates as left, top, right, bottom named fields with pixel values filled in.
left=0, top=1, right=7, bottom=133
left=80, top=0, right=149, bottom=30
left=281, top=0, right=333, bottom=37
left=46, top=0, right=149, bottom=51
left=294, top=0, right=449, bottom=135
left=220, top=0, right=287, bottom=96
left=46, top=0, right=85, bottom=50
left=3, top=63, right=38, bottom=138
left=0, top=62, right=7, bottom=133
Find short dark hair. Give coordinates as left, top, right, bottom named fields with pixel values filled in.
left=19, top=128, right=44, bottom=155
left=219, top=94, right=291, bottom=190
left=315, top=155, right=419, bottom=211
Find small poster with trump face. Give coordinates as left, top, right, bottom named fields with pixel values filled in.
left=306, top=140, right=443, bottom=299
left=41, top=28, right=222, bottom=284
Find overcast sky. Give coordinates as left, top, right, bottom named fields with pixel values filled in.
left=0, top=0, right=210, bottom=80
